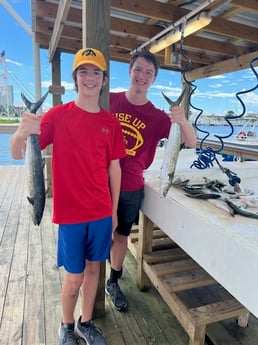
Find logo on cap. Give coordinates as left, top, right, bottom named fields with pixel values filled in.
left=82, top=49, right=97, bottom=57
left=73, top=48, right=107, bottom=72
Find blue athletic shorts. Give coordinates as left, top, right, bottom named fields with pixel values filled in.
left=116, top=190, right=144, bottom=237
left=57, top=216, right=112, bottom=274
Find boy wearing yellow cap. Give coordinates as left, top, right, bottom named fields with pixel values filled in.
left=10, top=48, right=126, bottom=345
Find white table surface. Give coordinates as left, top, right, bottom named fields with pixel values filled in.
left=142, top=148, right=258, bottom=318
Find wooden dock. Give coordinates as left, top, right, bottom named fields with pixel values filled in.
left=1, top=165, right=258, bottom=345
left=0, top=124, right=19, bottom=134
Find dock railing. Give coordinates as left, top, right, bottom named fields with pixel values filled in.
left=197, top=138, right=258, bottom=161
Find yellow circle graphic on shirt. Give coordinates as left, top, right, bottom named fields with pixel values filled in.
left=121, top=123, right=144, bottom=156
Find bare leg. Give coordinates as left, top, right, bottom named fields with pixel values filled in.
left=81, top=260, right=100, bottom=322
left=61, top=272, right=84, bottom=323
left=110, top=231, right=128, bottom=271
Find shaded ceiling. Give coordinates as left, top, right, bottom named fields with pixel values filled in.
left=32, top=0, right=258, bottom=80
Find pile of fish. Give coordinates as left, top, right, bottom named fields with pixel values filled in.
left=174, top=177, right=258, bottom=219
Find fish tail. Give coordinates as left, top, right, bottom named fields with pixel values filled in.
left=162, top=88, right=186, bottom=106
left=21, top=91, right=49, bottom=114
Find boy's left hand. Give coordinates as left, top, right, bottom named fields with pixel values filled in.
left=169, top=105, right=188, bottom=127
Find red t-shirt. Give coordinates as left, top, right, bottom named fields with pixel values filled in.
left=39, top=101, right=126, bottom=224
left=110, top=92, right=170, bottom=191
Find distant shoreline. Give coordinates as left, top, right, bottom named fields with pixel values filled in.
left=191, top=115, right=258, bottom=127
left=0, top=124, right=19, bottom=134
left=0, top=115, right=257, bottom=134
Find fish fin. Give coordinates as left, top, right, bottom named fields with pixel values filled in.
left=41, top=157, right=46, bottom=170
left=27, top=196, right=35, bottom=205
left=45, top=187, right=49, bottom=197
left=162, top=92, right=176, bottom=106
left=175, top=88, right=186, bottom=105
left=21, top=91, right=49, bottom=114
left=162, top=88, right=186, bottom=106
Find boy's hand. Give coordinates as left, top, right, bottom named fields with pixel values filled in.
left=169, top=105, right=188, bottom=127
left=16, top=112, right=42, bottom=139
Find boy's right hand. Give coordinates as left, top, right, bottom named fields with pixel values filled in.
left=17, top=112, right=42, bottom=139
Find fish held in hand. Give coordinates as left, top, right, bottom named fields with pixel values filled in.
left=21, top=92, right=48, bottom=226
left=160, top=122, right=181, bottom=198
left=160, top=90, right=185, bottom=198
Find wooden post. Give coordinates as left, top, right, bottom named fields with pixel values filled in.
left=45, top=49, right=62, bottom=198
left=189, top=325, right=206, bottom=345
left=137, top=211, right=153, bottom=290
left=82, top=0, right=111, bottom=318
left=82, top=0, right=110, bottom=110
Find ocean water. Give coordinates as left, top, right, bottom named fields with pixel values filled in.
left=0, top=134, right=24, bottom=165
left=196, top=125, right=258, bottom=139
left=0, top=125, right=257, bottom=166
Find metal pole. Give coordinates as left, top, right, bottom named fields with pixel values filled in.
left=0, top=0, right=32, bottom=36
left=32, top=32, right=42, bottom=101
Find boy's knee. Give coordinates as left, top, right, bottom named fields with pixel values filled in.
left=66, top=272, right=84, bottom=293
left=85, top=261, right=100, bottom=275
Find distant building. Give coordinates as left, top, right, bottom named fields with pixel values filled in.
left=193, top=113, right=258, bottom=126
left=0, top=85, right=14, bottom=108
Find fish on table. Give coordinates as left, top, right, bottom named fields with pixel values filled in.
left=21, top=92, right=48, bottom=226
left=181, top=177, right=258, bottom=219
left=224, top=198, right=258, bottom=219
left=160, top=88, right=185, bottom=198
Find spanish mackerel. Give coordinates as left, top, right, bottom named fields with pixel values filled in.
left=21, top=92, right=48, bottom=226
left=225, top=198, right=258, bottom=219
left=160, top=89, right=185, bottom=198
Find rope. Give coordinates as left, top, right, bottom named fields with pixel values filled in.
left=190, top=56, right=258, bottom=169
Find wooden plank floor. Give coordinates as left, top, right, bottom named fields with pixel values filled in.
left=1, top=165, right=258, bottom=345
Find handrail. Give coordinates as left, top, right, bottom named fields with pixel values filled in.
left=0, top=124, right=19, bottom=134
left=197, top=138, right=258, bottom=161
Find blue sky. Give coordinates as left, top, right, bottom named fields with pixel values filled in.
left=1, top=0, right=258, bottom=118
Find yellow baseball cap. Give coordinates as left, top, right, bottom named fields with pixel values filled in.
left=73, top=48, right=107, bottom=72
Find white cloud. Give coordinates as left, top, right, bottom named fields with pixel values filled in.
left=6, top=58, right=23, bottom=66
left=208, top=75, right=226, bottom=80
left=210, top=83, right=223, bottom=89
left=60, top=81, right=74, bottom=91
left=41, top=80, right=74, bottom=91
left=110, top=86, right=127, bottom=92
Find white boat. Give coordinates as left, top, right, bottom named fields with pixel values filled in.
left=225, top=119, right=258, bottom=147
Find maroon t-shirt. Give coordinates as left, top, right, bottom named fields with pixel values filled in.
left=110, top=92, right=170, bottom=191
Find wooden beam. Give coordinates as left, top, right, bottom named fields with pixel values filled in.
left=231, top=0, right=258, bottom=12
left=111, top=17, right=160, bottom=39
left=206, top=17, right=258, bottom=44
left=36, top=15, right=253, bottom=61
left=35, top=32, right=82, bottom=53
left=33, top=0, right=258, bottom=79
left=111, top=0, right=186, bottom=22
left=185, top=51, right=258, bottom=81
left=36, top=18, right=83, bottom=41
left=182, top=35, right=249, bottom=57
left=48, top=0, right=72, bottom=61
